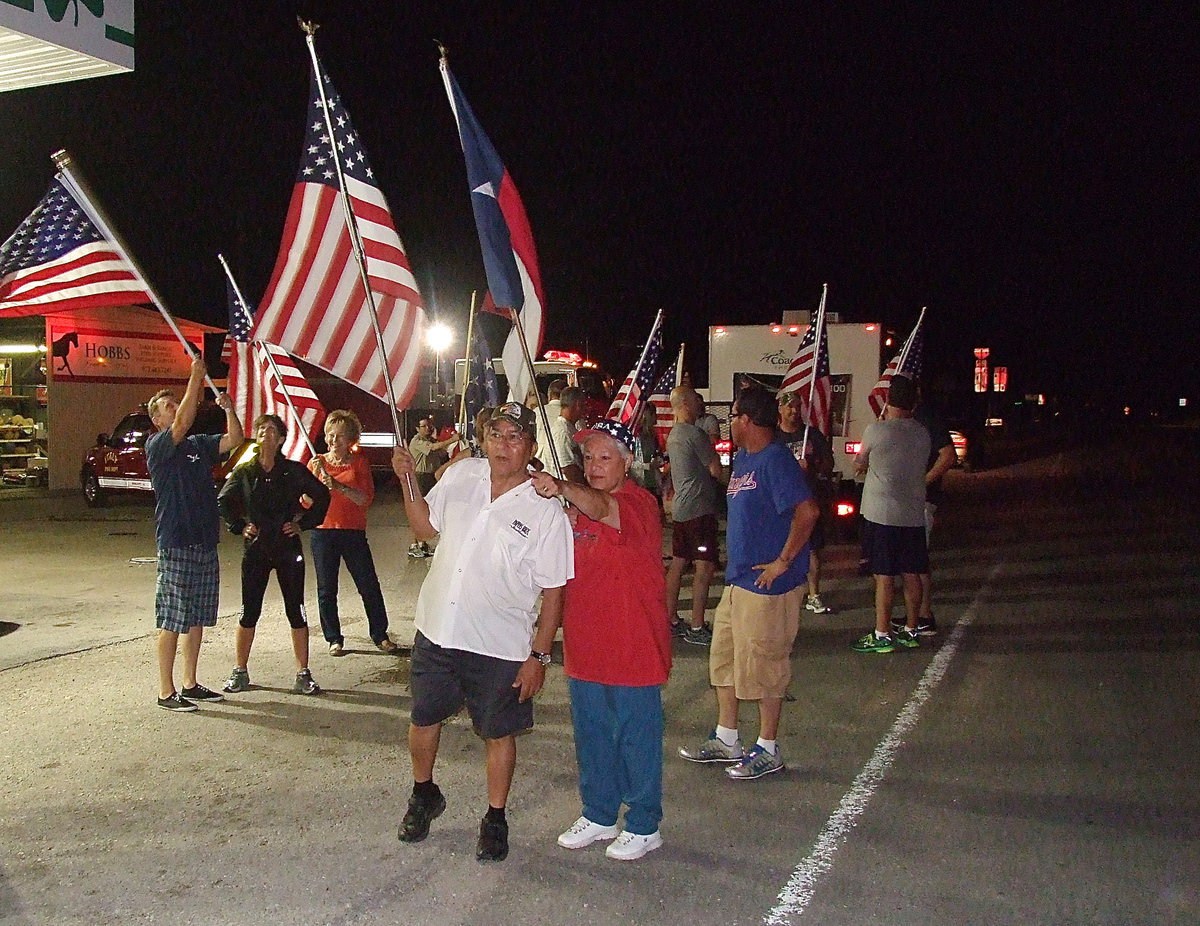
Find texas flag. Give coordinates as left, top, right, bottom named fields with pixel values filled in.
left=441, top=57, right=546, bottom=405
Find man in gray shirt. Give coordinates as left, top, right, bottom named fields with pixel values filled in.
left=850, top=375, right=931, bottom=654
left=666, top=386, right=723, bottom=645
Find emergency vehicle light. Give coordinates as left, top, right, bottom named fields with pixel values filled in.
left=844, top=441, right=862, bottom=455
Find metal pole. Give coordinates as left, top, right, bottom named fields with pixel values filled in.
left=217, top=253, right=316, bottom=458
left=51, top=149, right=219, bottom=394
left=510, top=308, right=563, bottom=479
left=457, top=291, right=477, bottom=437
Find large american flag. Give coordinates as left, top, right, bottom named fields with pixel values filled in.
left=647, top=343, right=684, bottom=451
left=607, top=311, right=663, bottom=427
left=868, top=308, right=926, bottom=417
left=0, top=177, right=152, bottom=318
left=778, top=313, right=832, bottom=434
left=226, top=280, right=325, bottom=464
left=441, top=59, right=546, bottom=405
left=252, top=58, right=426, bottom=411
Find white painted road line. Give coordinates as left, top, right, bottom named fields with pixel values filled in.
left=763, top=563, right=1002, bottom=925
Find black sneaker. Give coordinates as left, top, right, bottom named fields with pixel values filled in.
left=398, top=787, right=446, bottom=843
left=180, top=684, right=224, bottom=703
left=476, top=816, right=509, bottom=862
left=157, top=693, right=197, bottom=712
left=890, top=615, right=938, bottom=637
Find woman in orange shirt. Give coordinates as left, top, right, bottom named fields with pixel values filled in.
left=309, top=410, right=400, bottom=656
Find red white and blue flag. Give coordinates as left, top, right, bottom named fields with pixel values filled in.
left=253, top=55, right=426, bottom=411
left=226, top=279, right=325, bottom=464
left=648, top=343, right=684, bottom=451
left=0, top=177, right=152, bottom=318
left=608, top=310, right=664, bottom=427
left=441, top=58, right=546, bottom=405
left=868, top=307, right=926, bottom=417
left=779, top=299, right=832, bottom=434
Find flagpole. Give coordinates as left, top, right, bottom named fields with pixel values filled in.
left=510, top=308, right=564, bottom=479
left=299, top=22, right=415, bottom=500
left=51, top=149, right=219, bottom=394
left=616, top=308, right=663, bottom=423
left=800, top=284, right=828, bottom=459
left=218, top=254, right=316, bottom=458
left=457, top=291, right=478, bottom=439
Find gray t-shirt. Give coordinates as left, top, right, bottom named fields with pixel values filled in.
left=667, top=421, right=718, bottom=522
left=857, top=418, right=930, bottom=527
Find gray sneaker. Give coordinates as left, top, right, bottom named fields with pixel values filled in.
left=726, top=744, right=785, bottom=780
left=679, top=732, right=744, bottom=763
left=805, top=594, right=833, bottom=614
left=683, top=623, right=713, bottom=646
left=293, top=668, right=321, bottom=695
left=222, top=667, right=250, bottom=693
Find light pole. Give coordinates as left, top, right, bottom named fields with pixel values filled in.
left=426, top=322, right=454, bottom=403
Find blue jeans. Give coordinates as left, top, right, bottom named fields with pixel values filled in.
left=568, top=678, right=664, bottom=836
left=310, top=529, right=389, bottom=644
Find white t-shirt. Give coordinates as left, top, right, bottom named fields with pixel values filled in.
left=856, top=418, right=931, bottom=527
left=416, top=457, right=574, bottom=661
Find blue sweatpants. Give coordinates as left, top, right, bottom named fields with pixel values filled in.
left=568, top=678, right=664, bottom=836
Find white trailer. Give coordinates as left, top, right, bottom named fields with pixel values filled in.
left=706, top=317, right=886, bottom=483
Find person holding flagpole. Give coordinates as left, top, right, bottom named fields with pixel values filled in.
left=147, top=357, right=245, bottom=711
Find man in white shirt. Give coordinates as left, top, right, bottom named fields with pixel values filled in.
left=391, top=402, right=573, bottom=863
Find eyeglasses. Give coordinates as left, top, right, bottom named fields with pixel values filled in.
left=486, top=428, right=528, bottom=444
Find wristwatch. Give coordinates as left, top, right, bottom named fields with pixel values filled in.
left=531, top=650, right=552, bottom=667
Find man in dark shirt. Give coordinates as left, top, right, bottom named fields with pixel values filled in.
left=146, top=357, right=244, bottom=712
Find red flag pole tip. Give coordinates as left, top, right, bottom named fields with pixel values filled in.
left=298, top=17, right=319, bottom=36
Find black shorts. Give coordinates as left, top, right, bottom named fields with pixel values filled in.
left=862, top=520, right=929, bottom=576
left=409, top=632, right=533, bottom=739
left=671, top=513, right=719, bottom=563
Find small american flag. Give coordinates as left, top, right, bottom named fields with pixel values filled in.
left=608, top=311, right=664, bottom=427
left=463, top=326, right=500, bottom=444
left=227, top=279, right=325, bottom=464
left=778, top=309, right=832, bottom=434
left=648, top=344, right=684, bottom=451
left=0, top=177, right=152, bottom=318
left=252, top=55, right=426, bottom=411
left=868, top=308, right=926, bottom=417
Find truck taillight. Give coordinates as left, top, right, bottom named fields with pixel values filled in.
left=845, top=441, right=862, bottom=454
left=715, top=440, right=732, bottom=454
left=836, top=501, right=856, bottom=518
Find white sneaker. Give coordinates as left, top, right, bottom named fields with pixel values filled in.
left=605, top=830, right=663, bottom=861
left=557, top=816, right=620, bottom=849
left=805, top=594, right=832, bottom=614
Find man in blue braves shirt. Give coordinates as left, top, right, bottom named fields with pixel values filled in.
left=679, top=386, right=818, bottom=780
left=146, top=357, right=244, bottom=712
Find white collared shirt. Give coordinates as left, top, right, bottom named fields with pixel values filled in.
left=416, top=457, right=574, bottom=661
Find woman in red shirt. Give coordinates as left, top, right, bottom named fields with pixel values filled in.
left=309, top=410, right=400, bottom=656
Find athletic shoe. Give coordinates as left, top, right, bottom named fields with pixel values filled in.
left=328, top=642, right=344, bottom=657
left=669, top=620, right=688, bottom=638
left=407, top=543, right=425, bottom=559
left=605, top=830, right=663, bottom=861
left=805, top=594, right=833, bottom=614
left=679, top=732, right=744, bottom=763
left=726, top=744, right=785, bottom=780
left=894, top=627, right=921, bottom=649
left=417, top=541, right=434, bottom=558
left=376, top=637, right=401, bottom=654
left=851, top=632, right=896, bottom=654
left=180, top=684, right=224, bottom=703
left=293, top=668, right=321, bottom=695
left=683, top=623, right=713, bottom=646
left=891, top=615, right=938, bottom=636
left=222, top=667, right=250, bottom=693
left=398, top=787, right=446, bottom=843
left=476, top=817, right=509, bottom=862
left=157, top=693, right=197, bottom=712
left=557, top=816, right=621, bottom=849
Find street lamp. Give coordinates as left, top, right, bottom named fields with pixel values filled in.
left=426, top=322, right=454, bottom=401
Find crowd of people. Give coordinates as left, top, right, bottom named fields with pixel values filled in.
left=144, top=363, right=951, bottom=864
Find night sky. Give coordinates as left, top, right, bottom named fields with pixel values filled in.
left=2, top=2, right=1195, bottom=412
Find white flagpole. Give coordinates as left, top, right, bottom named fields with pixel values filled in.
left=675, top=343, right=685, bottom=389
left=299, top=22, right=415, bottom=499
left=217, top=254, right=316, bottom=459
left=457, top=291, right=478, bottom=439
left=616, top=308, right=663, bottom=424
left=51, top=150, right=219, bottom=394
